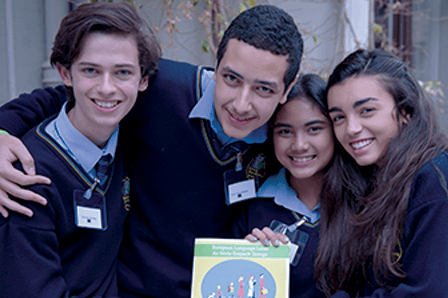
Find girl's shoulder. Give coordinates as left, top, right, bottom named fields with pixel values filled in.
left=414, top=151, right=448, bottom=180
left=408, top=151, right=448, bottom=208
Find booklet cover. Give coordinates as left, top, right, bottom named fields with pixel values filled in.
left=191, top=238, right=290, bottom=298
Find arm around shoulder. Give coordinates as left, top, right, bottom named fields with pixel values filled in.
left=0, top=134, right=51, bottom=218
left=0, top=85, right=66, bottom=137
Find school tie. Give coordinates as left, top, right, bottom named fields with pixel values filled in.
left=83, top=154, right=112, bottom=200
left=95, top=154, right=112, bottom=185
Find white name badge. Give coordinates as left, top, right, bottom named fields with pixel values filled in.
left=73, top=189, right=107, bottom=230
left=228, top=179, right=256, bottom=204
left=76, top=206, right=102, bottom=229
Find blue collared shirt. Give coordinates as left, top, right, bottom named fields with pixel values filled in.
left=257, top=167, right=320, bottom=224
left=188, top=69, right=268, bottom=146
left=45, top=102, right=118, bottom=179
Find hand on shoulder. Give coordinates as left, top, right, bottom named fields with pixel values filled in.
left=0, top=134, right=51, bottom=218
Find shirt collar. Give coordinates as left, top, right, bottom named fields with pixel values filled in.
left=189, top=69, right=268, bottom=146
left=46, top=102, right=118, bottom=175
left=257, top=167, right=320, bottom=224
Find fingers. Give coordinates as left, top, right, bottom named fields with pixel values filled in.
left=245, top=227, right=290, bottom=247
left=0, top=174, right=49, bottom=205
left=6, top=172, right=51, bottom=188
left=0, top=135, right=36, bottom=175
left=0, top=135, right=50, bottom=211
left=0, top=188, right=34, bottom=218
left=244, top=233, right=259, bottom=242
left=0, top=204, right=9, bottom=218
left=0, top=135, right=50, bottom=186
left=0, top=175, right=49, bottom=218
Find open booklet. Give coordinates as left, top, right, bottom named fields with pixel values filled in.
left=191, top=238, right=290, bottom=298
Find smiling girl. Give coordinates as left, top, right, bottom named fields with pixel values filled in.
left=237, top=74, right=331, bottom=298
left=316, top=49, right=448, bottom=297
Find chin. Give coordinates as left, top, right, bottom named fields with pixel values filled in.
left=223, top=127, right=251, bottom=140
left=354, top=158, right=376, bottom=167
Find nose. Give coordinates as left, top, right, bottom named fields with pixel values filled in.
left=292, top=133, right=309, bottom=151
left=232, top=86, right=252, bottom=114
left=346, top=115, right=362, bottom=136
left=97, top=73, right=117, bottom=95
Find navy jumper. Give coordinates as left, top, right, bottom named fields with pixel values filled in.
left=0, top=118, right=129, bottom=297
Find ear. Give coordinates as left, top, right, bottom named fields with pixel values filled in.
left=213, top=61, right=218, bottom=82
left=400, top=111, right=411, bottom=125
left=56, top=63, right=73, bottom=87
left=401, top=114, right=411, bottom=124
left=138, top=75, right=149, bottom=92
left=279, top=75, right=297, bottom=104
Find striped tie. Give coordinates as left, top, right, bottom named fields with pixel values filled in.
left=95, top=154, right=112, bottom=185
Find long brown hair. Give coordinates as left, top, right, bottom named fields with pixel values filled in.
left=315, top=49, right=448, bottom=296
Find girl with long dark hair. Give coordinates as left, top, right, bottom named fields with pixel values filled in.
left=315, top=49, right=448, bottom=297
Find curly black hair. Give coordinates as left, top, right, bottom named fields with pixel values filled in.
left=216, top=5, right=303, bottom=92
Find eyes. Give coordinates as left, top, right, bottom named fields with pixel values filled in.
left=223, top=74, right=275, bottom=96
left=83, top=68, right=97, bottom=75
left=330, top=107, right=376, bottom=124
left=224, top=74, right=238, bottom=83
left=118, top=69, right=131, bottom=76
left=275, top=125, right=325, bottom=136
left=81, top=67, right=134, bottom=79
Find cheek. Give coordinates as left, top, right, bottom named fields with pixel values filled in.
left=386, top=128, right=399, bottom=142
left=321, top=139, right=335, bottom=161
left=258, top=101, right=279, bottom=122
left=332, top=126, right=345, bottom=144
left=382, top=127, right=399, bottom=149
left=316, top=133, right=335, bottom=157
left=273, top=137, right=288, bottom=158
left=213, top=83, right=231, bottom=105
left=273, top=136, right=282, bottom=155
left=122, top=81, right=141, bottom=96
left=73, top=77, right=97, bottom=94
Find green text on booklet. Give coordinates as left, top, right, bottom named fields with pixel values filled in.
left=191, top=238, right=290, bottom=298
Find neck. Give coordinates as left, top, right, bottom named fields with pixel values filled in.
left=67, top=109, right=114, bottom=149
left=288, top=171, right=324, bottom=212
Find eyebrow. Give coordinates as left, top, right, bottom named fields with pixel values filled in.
left=328, top=97, right=378, bottom=113
left=274, top=119, right=327, bottom=128
left=78, top=62, right=137, bottom=68
left=305, top=119, right=327, bottom=126
left=353, top=97, right=377, bottom=108
left=274, top=122, right=292, bottom=128
left=222, top=66, right=280, bottom=90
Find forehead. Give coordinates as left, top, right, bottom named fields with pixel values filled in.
left=219, top=39, right=289, bottom=87
left=76, top=32, right=139, bottom=63
left=327, top=75, right=393, bottom=107
left=276, top=98, right=327, bottom=123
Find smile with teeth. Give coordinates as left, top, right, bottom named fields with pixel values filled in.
left=291, top=156, right=315, bottom=163
left=227, top=109, right=255, bottom=126
left=351, top=139, right=373, bottom=150
left=230, top=112, right=253, bottom=121
left=94, top=99, right=119, bottom=108
left=233, top=115, right=251, bottom=121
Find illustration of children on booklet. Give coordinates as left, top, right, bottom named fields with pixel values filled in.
left=191, top=238, right=289, bottom=298
left=205, top=272, right=270, bottom=298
